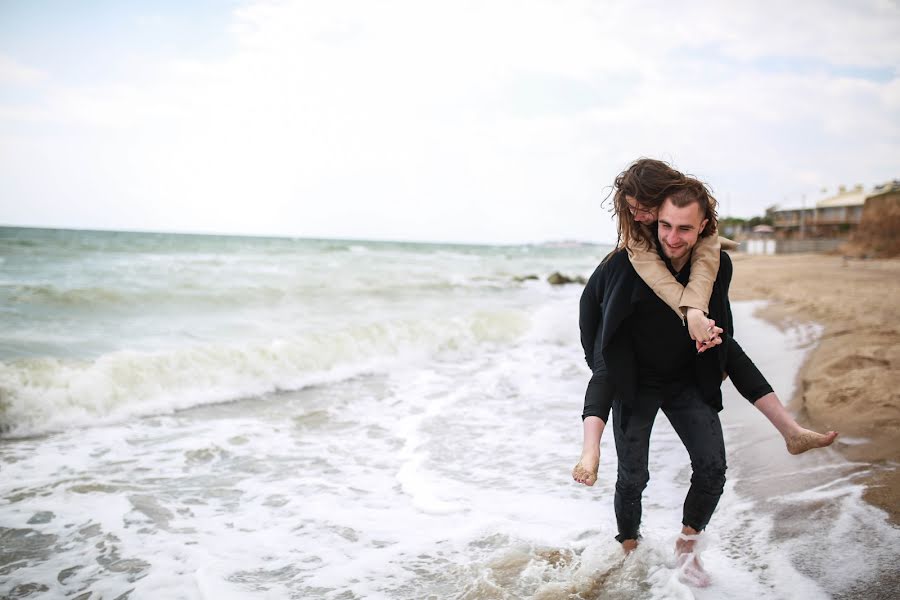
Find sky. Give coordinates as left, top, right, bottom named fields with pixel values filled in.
left=1, top=0, right=898, bottom=244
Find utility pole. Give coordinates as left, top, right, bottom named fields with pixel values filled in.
left=799, top=194, right=806, bottom=239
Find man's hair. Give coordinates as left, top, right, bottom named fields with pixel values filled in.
left=664, top=177, right=719, bottom=238
left=606, top=158, right=717, bottom=249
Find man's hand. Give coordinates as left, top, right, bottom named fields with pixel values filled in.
left=686, top=307, right=723, bottom=353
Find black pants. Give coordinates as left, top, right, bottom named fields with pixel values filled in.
left=612, top=381, right=727, bottom=542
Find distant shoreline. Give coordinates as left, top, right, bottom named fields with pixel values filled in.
left=0, top=224, right=613, bottom=249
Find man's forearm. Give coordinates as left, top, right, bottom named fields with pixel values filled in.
left=579, top=270, right=603, bottom=367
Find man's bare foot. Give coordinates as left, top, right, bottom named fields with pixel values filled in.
left=676, top=552, right=711, bottom=587
left=675, top=528, right=710, bottom=587
left=786, top=429, right=838, bottom=455
left=572, top=454, right=599, bottom=486
left=621, top=539, right=638, bottom=554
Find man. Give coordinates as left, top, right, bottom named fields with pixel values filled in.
left=578, top=179, right=775, bottom=586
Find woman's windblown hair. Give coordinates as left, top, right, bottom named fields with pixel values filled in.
left=605, top=158, right=717, bottom=250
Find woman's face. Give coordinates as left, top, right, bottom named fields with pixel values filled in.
left=625, top=195, right=658, bottom=224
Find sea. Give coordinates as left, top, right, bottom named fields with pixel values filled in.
left=1, top=226, right=898, bottom=599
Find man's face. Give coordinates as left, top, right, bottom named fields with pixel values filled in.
left=625, top=195, right=658, bottom=224
left=657, top=199, right=709, bottom=263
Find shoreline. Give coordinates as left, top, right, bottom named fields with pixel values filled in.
left=729, top=252, right=900, bottom=525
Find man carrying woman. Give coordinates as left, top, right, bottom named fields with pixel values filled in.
left=572, top=159, right=837, bottom=585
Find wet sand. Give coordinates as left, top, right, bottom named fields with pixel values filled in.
left=729, top=252, right=900, bottom=525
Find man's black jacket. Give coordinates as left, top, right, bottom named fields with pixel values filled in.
left=579, top=248, right=772, bottom=429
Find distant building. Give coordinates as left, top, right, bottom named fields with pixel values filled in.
left=771, top=184, right=867, bottom=240
left=741, top=224, right=776, bottom=255
left=865, top=179, right=900, bottom=201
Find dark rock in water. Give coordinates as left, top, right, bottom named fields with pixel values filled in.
left=547, top=272, right=586, bottom=285
left=513, top=274, right=540, bottom=282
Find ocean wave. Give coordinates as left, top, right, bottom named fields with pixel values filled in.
left=3, top=281, right=303, bottom=309
left=5, top=284, right=131, bottom=307
left=1, top=275, right=528, bottom=311
left=0, top=238, right=40, bottom=248
left=0, top=309, right=531, bottom=438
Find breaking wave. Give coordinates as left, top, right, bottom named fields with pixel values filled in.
left=0, top=308, right=531, bottom=438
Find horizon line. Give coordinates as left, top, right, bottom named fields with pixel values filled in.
left=0, top=223, right=615, bottom=249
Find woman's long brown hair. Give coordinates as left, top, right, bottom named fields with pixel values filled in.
left=603, top=158, right=717, bottom=250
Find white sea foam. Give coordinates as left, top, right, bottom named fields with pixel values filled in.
left=835, top=436, right=870, bottom=446
left=4, top=300, right=898, bottom=598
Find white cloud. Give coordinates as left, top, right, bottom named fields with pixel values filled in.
left=0, top=55, right=47, bottom=85
left=0, top=0, right=898, bottom=243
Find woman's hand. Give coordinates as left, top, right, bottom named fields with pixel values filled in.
left=686, top=307, right=723, bottom=353
left=696, top=323, right=723, bottom=353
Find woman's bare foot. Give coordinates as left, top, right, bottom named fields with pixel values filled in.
left=786, top=429, right=838, bottom=455
left=621, top=538, right=638, bottom=554
left=572, top=453, right=599, bottom=486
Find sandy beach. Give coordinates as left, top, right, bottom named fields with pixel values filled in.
left=729, top=252, right=900, bottom=525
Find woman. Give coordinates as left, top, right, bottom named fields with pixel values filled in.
left=572, top=159, right=837, bottom=487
